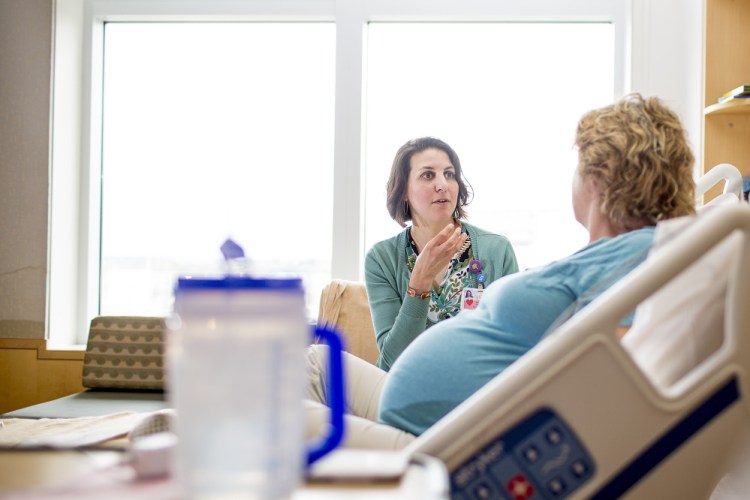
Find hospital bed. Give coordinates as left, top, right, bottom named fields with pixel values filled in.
left=397, top=198, right=749, bottom=498
left=312, top=166, right=750, bottom=499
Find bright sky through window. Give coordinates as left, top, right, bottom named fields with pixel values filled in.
left=365, top=23, right=614, bottom=270
left=101, top=23, right=335, bottom=319
left=100, top=21, right=613, bottom=319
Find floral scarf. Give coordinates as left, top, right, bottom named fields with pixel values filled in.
left=406, top=227, right=480, bottom=325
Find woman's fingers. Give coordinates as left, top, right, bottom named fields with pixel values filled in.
left=410, top=226, right=467, bottom=288
left=431, top=223, right=459, bottom=248
left=439, top=225, right=466, bottom=255
left=422, top=225, right=466, bottom=262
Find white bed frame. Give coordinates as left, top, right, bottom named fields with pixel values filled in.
left=696, top=163, right=744, bottom=209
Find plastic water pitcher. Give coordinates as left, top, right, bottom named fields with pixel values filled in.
left=167, top=276, right=345, bottom=499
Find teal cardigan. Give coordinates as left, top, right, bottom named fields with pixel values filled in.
left=364, top=222, right=518, bottom=371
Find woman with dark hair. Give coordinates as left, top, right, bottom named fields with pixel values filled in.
left=365, top=137, right=518, bottom=371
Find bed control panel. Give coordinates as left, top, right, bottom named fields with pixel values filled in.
left=450, top=408, right=595, bottom=499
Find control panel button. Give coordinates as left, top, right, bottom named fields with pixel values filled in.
left=571, top=459, right=589, bottom=478
left=522, top=445, right=541, bottom=464
left=546, top=427, right=563, bottom=446
left=506, top=474, right=535, bottom=500
left=547, top=477, right=566, bottom=496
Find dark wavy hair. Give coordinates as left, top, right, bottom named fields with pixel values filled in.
left=385, top=137, right=473, bottom=227
left=575, top=93, right=696, bottom=232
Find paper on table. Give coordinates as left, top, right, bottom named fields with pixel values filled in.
left=0, top=412, right=151, bottom=449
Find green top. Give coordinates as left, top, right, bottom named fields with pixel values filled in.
left=364, top=222, right=519, bottom=371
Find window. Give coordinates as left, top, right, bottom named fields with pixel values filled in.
left=364, top=22, right=614, bottom=269
left=50, top=0, right=629, bottom=345
left=100, top=23, right=335, bottom=319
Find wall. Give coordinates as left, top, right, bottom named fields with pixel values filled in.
left=0, top=0, right=52, bottom=340
left=0, top=0, right=85, bottom=413
left=631, top=0, right=704, bottom=163
left=0, top=0, right=705, bottom=409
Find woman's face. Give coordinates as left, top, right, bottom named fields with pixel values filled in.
left=572, top=169, right=598, bottom=228
left=572, top=169, right=585, bottom=225
left=405, top=148, right=459, bottom=227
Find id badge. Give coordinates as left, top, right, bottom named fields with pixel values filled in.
left=460, top=287, right=483, bottom=311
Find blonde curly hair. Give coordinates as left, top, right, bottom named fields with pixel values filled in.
left=575, top=93, right=696, bottom=232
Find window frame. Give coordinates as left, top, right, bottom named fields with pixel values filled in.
left=49, top=0, right=631, bottom=346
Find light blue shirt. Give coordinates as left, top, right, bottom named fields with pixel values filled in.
left=365, top=222, right=518, bottom=371
left=378, top=227, right=655, bottom=436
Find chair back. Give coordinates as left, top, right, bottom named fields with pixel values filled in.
left=82, top=316, right=166, bottom=390
left=318, top=280, right=379, bottom=365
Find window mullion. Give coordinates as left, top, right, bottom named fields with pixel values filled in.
left=331, top=0, right=366, bottom=281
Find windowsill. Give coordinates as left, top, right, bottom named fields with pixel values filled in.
left=41, top=345, right=85, bottom=360
left=45, top=342, right=86, bottom=351
left=0, top=338, right=85, bottom=360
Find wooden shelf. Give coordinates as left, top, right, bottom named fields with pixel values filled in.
left=703, top=0, right=750, bottom=186
left=705, top=99, right=750, bottom=116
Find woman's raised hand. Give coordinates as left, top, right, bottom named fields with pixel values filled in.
left=408, top=223, right=468, bottom=293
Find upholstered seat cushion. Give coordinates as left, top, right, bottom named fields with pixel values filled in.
left=82, top=316, right=167, bottom=390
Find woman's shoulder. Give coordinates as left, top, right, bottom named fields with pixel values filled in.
left=365, top=228, right=409, bottom=263
left=604, top=225, right=656, bottom=251
left=463, top=222, right=513, bottom=247
left=572, top=226, right=656, bottom=264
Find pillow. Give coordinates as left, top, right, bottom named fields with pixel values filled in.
left=82, top=316, right=167, bottom=390
left=622, top=213, right=741, bottom=390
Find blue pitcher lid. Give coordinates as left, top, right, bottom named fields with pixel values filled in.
left=176, top=276, right=302, bottom=291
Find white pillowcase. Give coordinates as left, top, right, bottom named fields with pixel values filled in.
left=622, top=213, right=741, bottom=390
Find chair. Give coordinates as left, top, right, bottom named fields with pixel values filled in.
left=3, top=316, right=169, bottom=418
left=82, top=316, right=167, bottom=390
left=318, top=279, right=379, bottom=365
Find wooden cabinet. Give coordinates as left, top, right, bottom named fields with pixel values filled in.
left=703, top=0, right=750, bottom=201
left=0, top=339, right=84, bottom=414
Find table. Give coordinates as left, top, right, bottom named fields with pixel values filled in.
left=1, top=398, right=449, bottom=499
left=0, top=448, right=448, bottom=499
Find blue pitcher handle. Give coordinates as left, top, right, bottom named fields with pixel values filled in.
left=306, top=325, right=346, bottom=465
